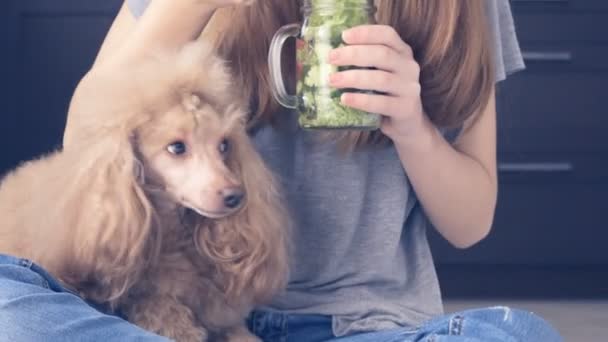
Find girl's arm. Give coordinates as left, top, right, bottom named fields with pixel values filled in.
left=330, top=25, right=498, bottom=248
left=394, top=90, right=498, bottom=249
left=96, top=0, right=248, bottom=67
left=64, top=0, right=243, bottom=146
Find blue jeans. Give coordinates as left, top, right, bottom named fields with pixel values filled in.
left=0, top=254, right=562, bottom=341
left=247, top=310, right=563, bottom=342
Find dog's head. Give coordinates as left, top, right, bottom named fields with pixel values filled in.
left=135, top=93, right=248, bottom=218
left=66, top=41, right=251, bottom=218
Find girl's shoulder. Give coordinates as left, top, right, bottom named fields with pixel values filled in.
left=127, top=0, right=151, bottom=18
left=485, top=0, right=526, bottom=82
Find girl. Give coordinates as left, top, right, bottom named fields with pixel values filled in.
left=0, top=0, right=562, bottom=341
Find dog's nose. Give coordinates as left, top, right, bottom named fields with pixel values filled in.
left=222, top=188, right=244, bottom=209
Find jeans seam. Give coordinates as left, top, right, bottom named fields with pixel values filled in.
left=449, top=315, right=464, bottom=336
left=18, top=258, right=33, bottom=268
left=281, top=313, right=288, bottom=342
left=247, top=312, right=255, bottom=335
left=18, top=258, right=51, bottom=289
left=255, top=311, right=265, bottom=336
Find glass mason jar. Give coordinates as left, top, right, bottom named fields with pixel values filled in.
left=268, top=0, right=380, bottom=130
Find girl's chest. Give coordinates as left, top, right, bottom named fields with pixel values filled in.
left=251, top=121, right=410, bottom=202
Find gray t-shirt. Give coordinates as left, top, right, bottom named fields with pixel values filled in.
left=128, top=0, right=524, bottom=337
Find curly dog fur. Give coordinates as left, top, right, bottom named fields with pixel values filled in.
left=0, top=42, right=290, bottom=341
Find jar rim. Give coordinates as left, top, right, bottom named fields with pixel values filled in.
left=301, top=0, right=376, bottom=13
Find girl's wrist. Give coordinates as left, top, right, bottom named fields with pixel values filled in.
left=392, top=114, right=441, bottom=157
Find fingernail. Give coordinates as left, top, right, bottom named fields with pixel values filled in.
left=342, top=29, right=353, bottom=42
left=341, top=93, right=350, bottom=104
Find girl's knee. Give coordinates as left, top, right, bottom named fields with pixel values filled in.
left=462, top=306, right=563, bottom=341
left=486, top=306, right=549, bottom=326
left=0, top=264, right=53, bottom=313
left=0, top=264, right=50, bottom=291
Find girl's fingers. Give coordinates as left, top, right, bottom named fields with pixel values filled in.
left=329, top=69, right=403, bottom=95
left=330, top=69, right=421, bottom=98
left=342, top=25, right=413, bottom=57
left=328, top=45, right=402, bottom=73
left=340, top=92, right=402, bottom=117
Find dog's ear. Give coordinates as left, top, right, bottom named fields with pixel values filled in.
left=195, top=128, right=290, bottom=305
left=58, top=126, right=159, bottom=305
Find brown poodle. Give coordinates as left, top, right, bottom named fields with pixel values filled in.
left=0, top=41, right=290, bottom=342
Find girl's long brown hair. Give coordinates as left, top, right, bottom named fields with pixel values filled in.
left=206, top=0, right=494, bottom=145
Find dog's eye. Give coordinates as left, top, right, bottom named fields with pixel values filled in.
left=167, top=141, right=187, bottom=155
left=219, top=139, right=230, bottom=155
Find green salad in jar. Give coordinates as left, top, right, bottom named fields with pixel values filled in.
left=296, top=0, right=380, bottom=130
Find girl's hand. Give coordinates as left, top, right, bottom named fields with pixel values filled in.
left=328, top=25, right=430, bottom=145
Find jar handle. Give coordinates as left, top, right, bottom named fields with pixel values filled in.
left=268, top=23, right=301, bottom=109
